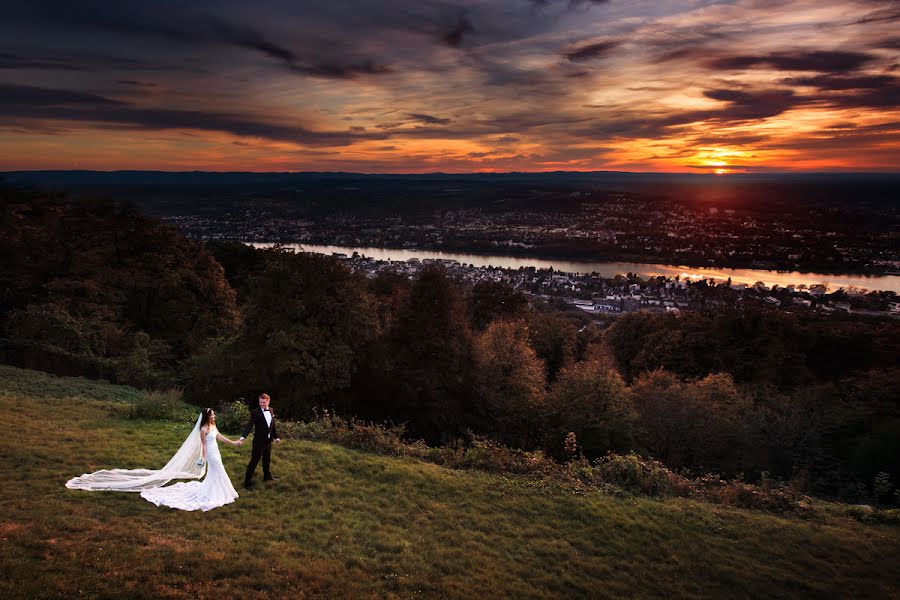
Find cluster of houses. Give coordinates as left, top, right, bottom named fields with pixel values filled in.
left=333, top=253, right=900, bottom=319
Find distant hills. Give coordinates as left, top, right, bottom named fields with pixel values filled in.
left=3, top=169, right=899, bottom=186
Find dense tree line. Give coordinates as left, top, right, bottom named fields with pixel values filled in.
left=3, top=190, right=897, bottom=502
left=1, top=189, right=238, bottom=386
left=606, top=310, right=898, bottom=388
left=198, top=242, right=897, bottom=500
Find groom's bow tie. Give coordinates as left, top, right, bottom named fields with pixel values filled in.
left=262, top=409, right=270, bottom=412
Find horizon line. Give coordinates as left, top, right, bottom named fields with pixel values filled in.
left=4, top=168, right=900, bottom=177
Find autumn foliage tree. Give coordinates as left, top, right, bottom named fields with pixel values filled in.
left=471, top=320, right=546, bottom=447
left=548, top=360, right=636, bottom=457
left=630, top=370, right=750, bottom=474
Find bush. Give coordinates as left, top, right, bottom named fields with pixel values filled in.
left=456, top=437, right=556, bottom=475
left=588, top=452, right=693, bottom=497
left=695, top=474, right=813, bottom=515
left=290, top=409, right=424, bottom=457
left=128, top=388, right=191, bottom=421
left=872, top=472, right=894, bottom=506
left=215, top=400, right=250, bottom=434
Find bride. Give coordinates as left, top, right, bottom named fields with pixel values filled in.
left=67, top=408, right=241, bottom=511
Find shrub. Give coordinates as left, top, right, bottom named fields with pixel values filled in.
left=589, top=452, right=692, bottom=497
left=289, top=409, right=424, bottom=457
left=873, top=472, right=894, bottom=506
left=215, top=400, right=250, bottom=434
left=458, top=437, right=556, bottom=475
left=115, top=331, right=171, bottom=389
left=695, top=474, right=813, bottom=515
left=128, top=387, right=191, bottom=421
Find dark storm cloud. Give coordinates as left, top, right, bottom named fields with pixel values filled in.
left=759, top=121, right=900, bottom=152
left=877, top=37, right=900, bottom=49
left=116, top=80, right=157, bottom=87
left=0, top=84, right=125, bottom=107
left=372, top=111, right=590, bottom=141
left=576, top=87, right=800, bottom=140
left=642, top=88, right=800, bottom=132
left=408, top=113, right=452, bottom=125
left=0, top=51, right=83, bottom=71
left=816, top=84, right=900, bottom=108
left=775, top=70, right=900, bottom=109
left=853, top=5, right=900, bottom=25
left=563, top=41, right=619, bottom=62
left=0, top=49, right=189, bottom=73
left=782, top=74, right=897, bottom=90
left=701, top=88, right=798, bottom=120
left=708, top=50, right=876, bottom=73
left=0, top=83, right=386, bottom=146
left=656, top=47, right=702, bottom=63
left=93, top=16, right=392, bottom=79
left=530, top=0, right=610, bottom=6
left=442, top=16, right=472, bottom=48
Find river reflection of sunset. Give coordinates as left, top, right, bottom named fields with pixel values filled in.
left=251, top=243, right=900, bottom=293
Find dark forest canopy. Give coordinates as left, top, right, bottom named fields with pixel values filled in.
left=0, top=187, right=238, bottom=385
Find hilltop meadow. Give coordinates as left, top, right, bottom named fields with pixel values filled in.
left=1, top=366, right=898, bottom=599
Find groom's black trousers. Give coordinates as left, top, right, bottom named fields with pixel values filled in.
left=245, top=440, right=272, bottom=485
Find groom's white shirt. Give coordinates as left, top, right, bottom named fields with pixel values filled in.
left=262, top=409, right=272, bottom=437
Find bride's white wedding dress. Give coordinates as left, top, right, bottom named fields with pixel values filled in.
left=67, top=415, right=238, bottom=512
left=141, top=426, right=239, bottom=511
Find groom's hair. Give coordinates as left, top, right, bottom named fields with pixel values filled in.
left=259, top=393, right=270, bottom=401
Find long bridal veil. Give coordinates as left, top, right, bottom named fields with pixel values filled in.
left=66, top=414, right=206, bottom=492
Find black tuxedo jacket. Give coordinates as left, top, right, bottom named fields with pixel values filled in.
left=242, top=407, right=278, bottom=446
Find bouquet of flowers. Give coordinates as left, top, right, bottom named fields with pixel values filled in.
left=196, top=457, right=206, bottom=468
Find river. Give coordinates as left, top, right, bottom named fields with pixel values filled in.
left=249, top=243, right=900, bottom=293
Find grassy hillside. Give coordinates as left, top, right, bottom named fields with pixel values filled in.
left=1, top=366, right=898, bottom=599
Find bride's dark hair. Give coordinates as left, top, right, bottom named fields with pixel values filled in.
left=200, top=408, right=214, bottom=428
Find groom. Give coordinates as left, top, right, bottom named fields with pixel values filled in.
left=239, top=393, right=280, bottom=489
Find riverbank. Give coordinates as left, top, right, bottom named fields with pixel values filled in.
left=248, top=242, right=900, bottom=293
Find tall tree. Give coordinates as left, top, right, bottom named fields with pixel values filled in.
left=548, top=360, right=636, bottom=457
left=630, top=370, right=750, bottom=473
left=383, top=266, right=474, bottom=442
left=471, top=320, right=546, bottom=447
left=527, top=312, right=577, bottom=383
left=195, top=250, right=380, bottom=417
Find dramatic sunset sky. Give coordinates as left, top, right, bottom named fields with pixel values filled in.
left=2, top=1, right=899, bottom=172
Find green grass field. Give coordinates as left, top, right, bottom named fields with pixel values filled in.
left=1, top=366, right=898, bottom=599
